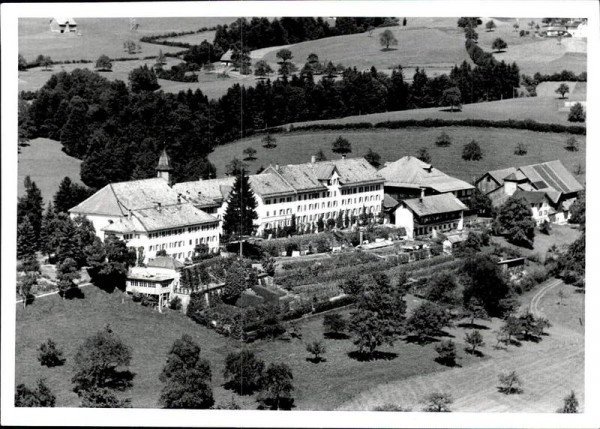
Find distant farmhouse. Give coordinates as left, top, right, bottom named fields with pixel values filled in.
left=475, top=160, right=583, bottom=225
left=220, top=49, right=233, bottom=66
left=49, top=17, right=78, bottom=33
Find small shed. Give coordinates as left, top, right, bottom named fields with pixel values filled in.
left=497, top=257, right=526, bottom=275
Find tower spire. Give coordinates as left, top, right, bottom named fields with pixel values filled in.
left=156, top=147, right=173, bottom=184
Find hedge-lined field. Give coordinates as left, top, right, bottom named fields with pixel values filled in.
left=209, top=126, right=586, bottom=185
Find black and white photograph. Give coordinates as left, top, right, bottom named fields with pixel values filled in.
left=2, top=1, right=598, bottom=427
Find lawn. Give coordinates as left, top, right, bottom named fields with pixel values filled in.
left=18, top=17, right=235, bottom=63
left=491, top=224, right=582, bottom=259
left=339, top=280, right=585, bottom=412
left=15, top=286, right=479, bottom=410
left=18, top=138, right=83, bottom=203
left=208, top=127, right=586, bottom=186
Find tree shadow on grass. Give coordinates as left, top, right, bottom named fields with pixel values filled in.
left=434, top=357, right=462, bottom=368
left=457, top=322, right=490, bottom=330
left=464, top=348, right=484, bottom=358
left=439, top=108, right=463, bottom=113
left=380, top=48, right=398, bottom=52
left=324, top=332, right=349, bottom=340
left=306, top=357, right=327, bottom=364
left=65, top=287, right=85, bottom=300
left=222, top=380, right=261, bottom=396
left=347, top=350, right=398, bottom=362
left=25, top=294, right=36, bottom=307
left=257, top=397, right=296, bottom=410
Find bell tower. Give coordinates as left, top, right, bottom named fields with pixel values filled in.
left=156, top=148, right=173, bottom=184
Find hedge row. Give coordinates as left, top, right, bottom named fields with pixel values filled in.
left=465, top=38, right=497, bottom=67
left=266, top=117, right=585, bottom=136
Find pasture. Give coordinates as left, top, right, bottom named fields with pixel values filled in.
left=339, top=279, right=584, bottom=412
left=17, top=138, right=83, bottom=203
left=289, top=96, right=582, bottom=128
left=16, top=286, right=479, bottom=410
left=208, top=127, right=586, bottom=185
left=18, top=17, right=234, bottom=62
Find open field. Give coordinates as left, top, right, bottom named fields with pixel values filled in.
left=16, top=286, right=480, bottom=409
left=208, top=127, right=586, bottom=185
left=339, top=279, right=584, bottom=412
left=159, top=30, right=217, bottom=46
left=290, top=96, right=582, bottom=128
left=18, top=138, right=83, bottom=202
left=18, top=18, right=235, bottom=62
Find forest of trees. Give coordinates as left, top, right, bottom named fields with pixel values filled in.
left=20, top=53, right=521, bottom=190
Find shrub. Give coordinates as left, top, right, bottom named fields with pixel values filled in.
left=323, top=313, right=347, bottom=336
left=462, top=140, right=483, bottom=161
left=434, top=340, right=457, bottom=366
left=498, top=370, right=523, bottom=394
left=169, top=296, right=182, bottom=311
left=422, top=392, right=453, bottom=412
left=306, top=340, right=326, bottom=362
left=514, top=142, right=527, bottom=155
left=373, top=403, right=411, bottom=411
left=37, top=339, right=65, bottom=367
left=223, top=349, right=265, bottom=395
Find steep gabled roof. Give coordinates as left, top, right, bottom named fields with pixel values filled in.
left=513, top=190, right=548, bottom=205
left=147, top=256, right=184, bottom=270
left=249, top=173, right=295, bottom=197
left=69, top=184, right=126, bottom=216
left=133, top=203, right=218, bottom=231
left=173, top=177, right=235, bottom=207
left=519, top=160, right=583, bottom=194
left=383, top=193, right=399, bottom=210
left=402, top=193, right=467, bottom=217
left=380, top=156, right=474, bottom=193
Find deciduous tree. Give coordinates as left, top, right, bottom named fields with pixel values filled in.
left=95, top=55, right=113, bottom=72
left=243, top=147, right=257, bottom=160
left=15, top=379, right=56, bottom=407
left=323, top=313, right=347, bottom=337
left=416, top=147, right=431, bottom=163
left=434, top=340, right=457, bottom=366
left=435, top=131, right=452, bottom=147
left=223, top=349, right=265, bottom=395
left=332, top=136, right=352, bottom=155
left=462, top=139, right=483, bottom=161
left=485, top=20, right=496, bottom=31
left=159, top=334, right=214, bottom=408
left=128, top=64, right=160, bottom=92
left=568, top=102, right=585, bottom=122
left=464, top=330, right=484, bottom=354
left=379, top=29, right=398, bottom=50
left=306, top=340, right=326, bottom=362
left=422, top=392, right=453, bottom=412
left=364, top=148, right=381, bottom=168
left=492, top=38, right=508, bottom=52
left=38, top=339, right=65, bottom=367
left=461, top=255, right=510, bottom=316
left=259, top=363, right=294, bottom=410
left=498, top=370, right=522, bottom=394
left=407, top=301, right=452, bottom=340
left=496, top=196, right=535, bottom=247
left=441, top=87, right=462, bottom=111
left=555, top=83, right=570, bottom=99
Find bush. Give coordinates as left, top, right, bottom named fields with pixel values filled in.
left=568, top=103, right=586, bottom=122
left=37, top=339, right=65, bottom=367
left=169, top=296, right=182, bottom=311
left=462, top=140, right=483, bottom=161
left=434, top=340, right=457, bottom=366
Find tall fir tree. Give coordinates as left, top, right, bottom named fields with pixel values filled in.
left=40, top=202, right=57, bottom=257
left=54, top=177, right=93, bottom=214
left=17, top=176, right=44, bottom=247
left=17, top=217, right=37, bottom=261
left=222, top=170, right=258, bottom=241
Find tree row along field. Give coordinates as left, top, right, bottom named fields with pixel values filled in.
left=208, top=127, right=586, bottom=185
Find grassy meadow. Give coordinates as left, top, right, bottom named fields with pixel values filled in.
left=18, top=17, right=235, bottom=62
left=208, top=127, right=586, bottom=185
left=18, top=138, right=83, bottom=202
left=16, top=286, right=480, bottom=410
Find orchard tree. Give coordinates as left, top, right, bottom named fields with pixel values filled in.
left=379, top=29, right=398, bottom=50
left=496, top=196, right=535, bottom=247
left=422, top=392, right=453, bottom=412
left=254, top=60, right=274, bottom=79
left=435, top=131, right=452, bottom=147
left=434, top=340, right=457, bottom=366
left=306, top=340, right=326, bottom=362
left=568, top=102, right=585, bottom=122
left=38, top=339, right=65, bottom=367
left=424, top=272, right=459, bottom=305
left=462, top=140, right=483, bottom=161
left=565, top=136, right=579, bottom=152
left=467, top=188, right=493, bottom=217
left=464, top=26, right=479, bottom=41
left=416, top=147, right=431, bottom=163
left=498, top=370, right=523, bottom=394
left=407, top=301, right=453, bottom=340
left=72, top=325, right=132, bottom=397
left=95, top=54, right=113, bottom=72
left=457, top=17, right=482, bottom=28
left=559, top=391, right=579, bottom=413
left=441, top=87, right=462, bottom=111
left=464, top=330, right=484, bottom=355
left=243, top=147, right=257, bottom=160
left=40, top=56, right=53, bottom=71
left=259, top=363, right=294, bottom=410
left=159, top=334, right=214, bottom=409
left=323, top=313, right=347, bottom=338
left=461, top=254, right=510, bottom=316
left=485, top=20, right=496, bottom=31
left=514, top=142, right=528, bottom=156
left=314, top=149, right=327, bottom=161
left=555, top=83, right=570, bottom=99
left=262, top=134, right=277, bottom=149
left=462, top=297, right=489, bottom=327
left=332, top=136, right=352, bottom=155
left=492, top=38, right=508, bottom=52
left=223, top=349, right=265, bottom=395
left=349, top=273, right=406, bottom=356
left=364, top=148, right=381, bottom=168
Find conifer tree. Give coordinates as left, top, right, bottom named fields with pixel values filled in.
left=222, top=170, right=258, bottom=241
left=40, top=202, right=57, bottom=257
left=17, top=217, right=37, bottom=261
left=17, top=176, right=44, bottom=246
left=54, top=177, right=93, bottom=214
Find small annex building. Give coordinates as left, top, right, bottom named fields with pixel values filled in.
left=392, top=192, right=468, bottom=240
left=475, top=160, right=583, bottom=224
left=126, top=256, right=184, bottom=309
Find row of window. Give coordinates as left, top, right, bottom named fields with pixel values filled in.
left=264, top=205, right=381, bottom=229
left=148, top=224, right=217, bottom=239
left=264, top=185, right=382, bottom=205
left=128, top=280, right=167, bottom=288
left=266, top=196, right=381, bottom=217
left=148, top=236, right=217, bottom=252
left=415, top=222, right=458, bottom=236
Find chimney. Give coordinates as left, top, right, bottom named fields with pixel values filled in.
left=342, top=154, right=346, bottom=160
left=311, top=155, right=316, bottom=164
left=275, top=164, right=280, bottom=172
left=177, top=193, right=182, bottom=204
left=420, top=187, right=425, bottom=202
left=156, top=202, right=162, bottom=211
